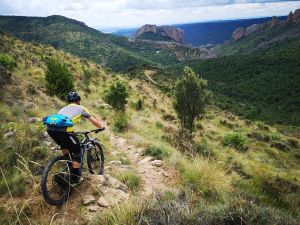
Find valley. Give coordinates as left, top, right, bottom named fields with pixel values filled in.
left=0, top=6, right=300, bottom=225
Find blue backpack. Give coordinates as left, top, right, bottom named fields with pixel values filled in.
left=43, top=114, right=73, bottom=127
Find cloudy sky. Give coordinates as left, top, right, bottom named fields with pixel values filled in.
left=1, top=0, right=300, bottom=30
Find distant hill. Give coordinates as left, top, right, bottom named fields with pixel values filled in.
left=113, top=16, right=286, bottom=46
left=168, top=18, right=300, bottom=125
left=0, top=15, right=211, bottom=72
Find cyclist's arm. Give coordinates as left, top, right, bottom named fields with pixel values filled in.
left=82, top=106, right=103, bottom=128
left=89, top=116, right=103, bottom=128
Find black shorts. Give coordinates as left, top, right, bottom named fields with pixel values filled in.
left=47, top=130, right=81, bottom=162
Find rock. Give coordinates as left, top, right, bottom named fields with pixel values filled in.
left=138, top=156, right=153, bottom=165
left=82, top=195, right=96, bottom=205
left=108, top=160, right=122, bottom=166
left=270, top=16, right=279, bottom=28
left=41, top=131, right=49, bottom=139
left=105, top=175, right=127, bottom=191
left=28, top=117, right=41, bottom=123
left=163, top=172, right=169, bottom=177
left=4, top=132, right=14, bottom=139
left=87, top=205, right=98, bottom=212
left=24, top=102, right=34, bottom=109
left=287, top=11, right=293, bottom=22
left=151, top=160, right=163, bottom=167
left=292, top=8, right=300, bottom=22
left=97, top=197, right=109, bottom=207
left=232, top=27, right=245, bottom=41
left=245, top=24, right=262, bottom=36
left=134, top=24, right=184, bottom=44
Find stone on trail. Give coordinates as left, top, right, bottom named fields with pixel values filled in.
left=138, top=156, right=153, bottom=165
left=82, top=195, right=96, bottom=205
left=151, top=160, right=163, bottom=167
left=87, top=205, right=98, bottom=212
left=105, top=174, right=127, bottom=191
left=97, top=197, right=109, bottom=207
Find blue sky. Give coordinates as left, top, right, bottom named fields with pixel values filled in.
left=0, top=0, right=300, bottom=30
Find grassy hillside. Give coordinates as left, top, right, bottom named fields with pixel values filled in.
left=0, top=33, right=299, bottom=224
left=0, top=15, right=210, bottom=72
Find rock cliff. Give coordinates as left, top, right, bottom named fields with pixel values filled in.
left=232, top=8, right=300, bottom=41
left=134, top=24, right=184, bottom=44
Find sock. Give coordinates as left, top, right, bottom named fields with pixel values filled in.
left=70, top=168, right=81, bottom=181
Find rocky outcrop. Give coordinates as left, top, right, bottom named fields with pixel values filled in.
left=232, top=8, right=300, bottom=41
left=134, top=24, right=184, bottom=44
left=292, top=9, right=300, bottom=22
left=132, top=39, right=216, bottom=60
left=232, top=27, right=245, bottom=41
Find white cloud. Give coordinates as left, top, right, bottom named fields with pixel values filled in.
left=0, top=0, right=300, bottom=28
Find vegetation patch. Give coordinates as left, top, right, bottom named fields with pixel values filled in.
left=115, top=170, right=141, bottom=191
left=222, top=132, right=247, bottom=151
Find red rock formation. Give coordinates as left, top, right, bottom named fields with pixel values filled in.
left=292, top=9, right=300, bottom=22
left=134, top=24, right=184, bottom=44
left=245, top=24, right=262, bottom=36
left=287, top=11, right=293, bottom=22
left=270, top=16, right=279, bottom=28
left=232, top=27, right=245, bottom=41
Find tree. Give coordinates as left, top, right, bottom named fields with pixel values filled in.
left=45, top=58, right=74, bottom=99
left=174, top=66, right=210, bottom=133
left=104, top=79, right=129, bottom=111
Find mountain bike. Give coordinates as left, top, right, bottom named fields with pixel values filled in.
left=41, top=128, right=105, bottom=206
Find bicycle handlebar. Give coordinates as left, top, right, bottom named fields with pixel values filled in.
left=74, top=127, right=105, bottom=135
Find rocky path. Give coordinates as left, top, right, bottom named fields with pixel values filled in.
left=44, top=131, right=174, bottom=224
left=109, top=135, right=172, bottom=196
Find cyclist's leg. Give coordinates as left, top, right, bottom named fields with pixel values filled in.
left=61, top=133, right=82, bottom=183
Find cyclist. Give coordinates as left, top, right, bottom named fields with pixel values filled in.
left=47, top=92, right=103, bottom=184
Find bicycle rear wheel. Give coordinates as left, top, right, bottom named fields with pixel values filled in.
left=41, top=155, right=72, bottom=206
left=87, top=142, right=104, bottom=175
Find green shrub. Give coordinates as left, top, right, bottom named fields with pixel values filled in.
left=134, top=98, right=143, bottom=111
left=144, top=144, right=171, bottom=159
left=115, top=171, right=141, bottom=191
left=82, top=66, right=92, bottom=86
left=155, top=122, right=164, bottom=129
left=173, top=66, right=210, bottom=133
left=103, top=80, right=129, bottom=111
left=45, top=58, right=74, bottom=99
left=112, top=112, right=129, bottom=132
left=222, top=132, right=247, bottom=151
left=0, top=53, right=16, bottom=71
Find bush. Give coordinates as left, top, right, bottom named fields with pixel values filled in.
left=222, top=132, right=247, bottom=151
left=115, top=171, right=141, bottom=191
left=82, top=66, right=92, bottom=86
left=45, top=58, right=74, bottom=99
left=134, top=98, right=143, bottom=111
left=104, top=80, right=129, bottom=111
left=144, top=144, right=171, bottom=159
left=112, top=112, right=129, bottom=132
left=173, top=66, right=210, bottom=133
left=0, top=53, right=16, bottom=71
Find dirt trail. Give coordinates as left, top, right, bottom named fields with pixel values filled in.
left=110, top=135, right=173, bottom=196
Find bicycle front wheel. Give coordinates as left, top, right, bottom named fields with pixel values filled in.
left=41, top=155, right=72, bottom=206
left=87, top=142, right=104, bottom=175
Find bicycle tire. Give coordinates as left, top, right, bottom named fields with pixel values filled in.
left=41, top=155, right=71, bottom=206
left=87, top=142, right=104, bottom=175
